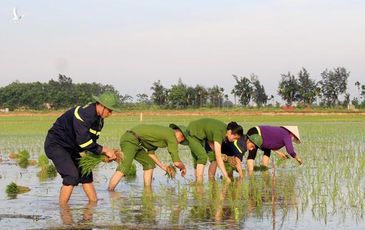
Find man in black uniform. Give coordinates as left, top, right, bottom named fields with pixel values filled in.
left=44, top=91, right=120, bottom=206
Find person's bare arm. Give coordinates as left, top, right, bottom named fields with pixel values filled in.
left=214, top=141, right=231, bottom=183
left=273, top=150, right=289, bottom=159
left=235, top=157, right=244, bottom=179
left=148, top=153, right=167, bottom=171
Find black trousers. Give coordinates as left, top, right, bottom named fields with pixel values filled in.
left=44, top=133, right=93, bottom=186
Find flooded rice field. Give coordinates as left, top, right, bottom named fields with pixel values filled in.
left=0, top=114, right=364, bottom=229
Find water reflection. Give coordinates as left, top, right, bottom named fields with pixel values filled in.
left=59, top=202, right=96, bottom=226
left=109, top=171, right=299, bottom=229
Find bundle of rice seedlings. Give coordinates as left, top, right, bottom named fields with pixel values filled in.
left=79, top=150, right=122, bottom=176
left=165, top=164, right=177, bottom=179
left=6, top=182, right=30, bottom=197
left=79, top=152, right=105, bottom=176
left=17, top=150, right=30, bottom=168
left=37, top=155, right=57, bottom=180
left=37, top=154, right=49, bottom=168
left=37, top=166, right=57, bottom=181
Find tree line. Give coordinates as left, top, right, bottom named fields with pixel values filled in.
left=1, top=67, right=365, bottom=110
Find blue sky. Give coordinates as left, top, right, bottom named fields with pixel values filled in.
left=1, top=0, right=364, bottom=101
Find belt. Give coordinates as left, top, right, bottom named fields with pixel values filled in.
left=127, top=130, right=141, bottom=142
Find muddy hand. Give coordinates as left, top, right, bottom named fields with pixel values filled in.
left=113, top=149, right=123, bottom=163
left=227, top=156, right=236, bottom=167
left=179, top=165, right=187, bottom=177
left=174, top=161, right=186, bottom=177
left=166, top=165, right=176, bottom=178
left=295, top=156, right=303, bottom=165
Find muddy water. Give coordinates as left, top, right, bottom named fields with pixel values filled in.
left=1, top=118, right=365, bottom=229
left=0, top=154, right=364, bottom=229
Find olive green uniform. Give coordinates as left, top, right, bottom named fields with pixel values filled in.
left=117, top=124, right=181, bottom=174
left=186, top=118, right=226, bottom=168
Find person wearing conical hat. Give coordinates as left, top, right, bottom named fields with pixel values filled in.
left=108, top=123, right=188, bottom=191
left=245, top=125, right=303, bottom=175
left=44, top=91, right=121, bottom=206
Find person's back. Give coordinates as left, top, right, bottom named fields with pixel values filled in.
left=187, top=118, right=226, bottom=142
left=48, top=103, right=103, bottom=153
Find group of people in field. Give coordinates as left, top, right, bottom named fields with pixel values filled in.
left=44, top=91, right=304, bottom=206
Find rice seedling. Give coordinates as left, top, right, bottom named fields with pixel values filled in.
left=165, top=164, right=176, bottom=179
left=79, top=150, right=122, bottom=176
left=6, top=182, right=30, bottom=198
left=17, top=150, right=30, bottom=168
left=253, top=165, right=269, bottom=172
left=37, top=154, right=49, bottom=168
left=79, top=152, right=105, bottom=176
left=36, top=154, right=57, bottom=180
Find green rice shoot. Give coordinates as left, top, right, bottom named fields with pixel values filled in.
left=37, top=154, right=49, bottom=168
left=6, top=182, right=30, bottom=197
left=79, top=152, right=104, bottom=176
left=17, top=150, right=30, bottom=168
left=165, top=164, right=177, bottom=179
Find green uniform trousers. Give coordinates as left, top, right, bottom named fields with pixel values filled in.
left=117, top=132, right=156, bottom=174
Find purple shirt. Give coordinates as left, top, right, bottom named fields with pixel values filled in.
left=259, top=126, right=296, bottom=158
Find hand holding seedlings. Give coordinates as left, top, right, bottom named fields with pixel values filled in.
left=295, top=156, right=304, bottom=165
left=165, top=165, right=176, bottom=179
left=102, top=146, right=117, bottom=161
left=174, top=161, right=187, bottom=177
left=103, top=149, right=123, bottom=163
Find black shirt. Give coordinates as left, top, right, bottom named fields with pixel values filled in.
left=221, top=136, right=247, bottom=161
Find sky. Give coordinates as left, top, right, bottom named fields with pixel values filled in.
left=1, top=0, right=364, bottom=102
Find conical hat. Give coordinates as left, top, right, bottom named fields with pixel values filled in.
left=281, top=126, right=301, bottom=144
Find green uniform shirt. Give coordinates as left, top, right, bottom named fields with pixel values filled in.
left=187, top=118, right=226, bottom=166
left=187, top=118, right=226, bottom=143
left=131, top=124, right=181, bottom=162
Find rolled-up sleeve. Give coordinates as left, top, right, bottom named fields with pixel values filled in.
left=166, top=138, right=181, bottom=162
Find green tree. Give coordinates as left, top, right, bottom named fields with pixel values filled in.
left=195, top=85, right=208, bottom=107
left=278, top=72, right=300, bottom=105
left=208, top=85, right=224, bottom=107
left=231, top=75, right=253, bottom=106
left=186, top=86, right=197, bottom=107
left=297, top=68, right=318, bottom=106
left=136, top=93, right=150, bottom=104
left=250, top=74, right=268, bottom=107
left=168, top=79, right=188, bottom=108
left=319, top=67, right=349, bottom=106
left=150, top=80, right=168, bottom=106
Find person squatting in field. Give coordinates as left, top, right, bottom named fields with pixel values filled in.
left=245, top=125, right=304, bottom=175
left=44, top=91, right=120, bottom=206
left=108, top=123, right=188, bottom=191
left=184, top=118, right=243, bottom=183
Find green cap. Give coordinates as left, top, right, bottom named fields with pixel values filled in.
left=247, top=134, right=262, bottom=147
left=92, top=91, right=121, bottom=112
left=169, top=123, right=189, bottom=145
